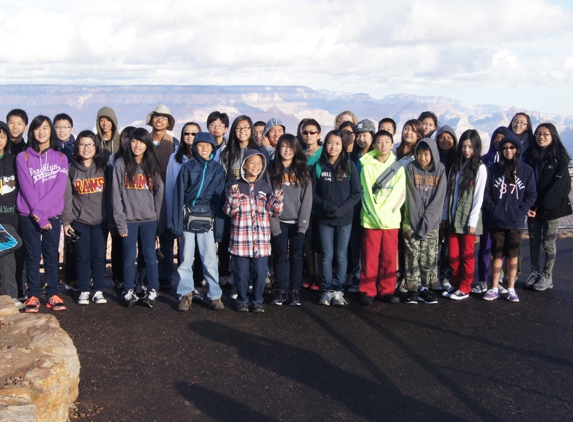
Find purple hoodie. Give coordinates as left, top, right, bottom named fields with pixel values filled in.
left=16, top=147, right=69, bottom=228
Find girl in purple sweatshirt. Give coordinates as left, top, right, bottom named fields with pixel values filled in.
left=17, top=116, right=69, bottom=313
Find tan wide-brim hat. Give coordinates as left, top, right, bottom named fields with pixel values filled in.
left=146, top=104, right=175, bottom=131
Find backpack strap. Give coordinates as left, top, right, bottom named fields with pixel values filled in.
left=372, top=160, right=401, bottom=195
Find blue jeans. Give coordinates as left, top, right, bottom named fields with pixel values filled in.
left=272, top=222, right=305, bottom=291
left=20, top=215, right=61, bottom=299
left=318, top=223, right=352, bottom=292
left=122, top=220, right=158, bottom=293
left=177, top=230, right=221, bottom=300
left=232, top=255, right=268, bottom=305
left=72, top=221, right=107, bottom=292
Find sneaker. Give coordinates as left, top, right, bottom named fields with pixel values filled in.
left=142, top=289, right=158, bottom=308
left=319, top=291, right=334, bottom=306
left=236, top=302, right=249, bottom=312
left=331, top=291, right=348, bottom=306
left=507, top=289, right=520, bottom=302
left=92, top=291, right=107, bottom=304
left=497, top=283, right=508, bottom=295
left=440, top=278, right=452, bottom=290
left=532, top=275, right=553, bottom=291
left=483, top=288, right=500, bottom=301
left=418, top=289, right=438, bottom=304
left=396, top=277, right=408, bottom=293
left=192, top=288, right=204, bottom=302
left=441, top=286, right=456, bottom=298
left=210, top=298, right=225, bottom=311
left=524, top=271, right=542, bottom=290
left=360, top=295, right=375, bottom=305
left=380, top=294, right=400, bottom=304
left=404, top=290, right=418, bottom=304
left=123, top=289, right=139, bottom=308
left=251, top=303, right=265, bottom=313
left=449, top=290, right=469, bottom=301
left=24, top=296, right=40, bottom=313
left=178, top=293, right=192, bottom=312
left=272, top=289, right=288, bottom=306
left=230, top=286, right=238, bottom=300
left=77, top=291, right=90, bottom=305
left=347, top=285, right=360, bottom=294
left=289, top=290, right=302, bottom=306
left=13, top=298, right=25, bottom=310
left=65, top=280, right=80, bottom=292
left=135, top=284, right=148, bottom=299
left=471, top=281, right=488, bottom=294
left=46, top=295, right=67, bottom=311
left=219, top=275, right=233, bottom=287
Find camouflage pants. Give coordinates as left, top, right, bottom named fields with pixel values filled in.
left=403, top=229, right=439, bottom=291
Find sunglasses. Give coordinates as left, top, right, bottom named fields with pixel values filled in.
left=302, top=130, right=318, bottom=135
left=184, top=132, right=198, bottom=136
left=501, top=146, right=516, bottom=151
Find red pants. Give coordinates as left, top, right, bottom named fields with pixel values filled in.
left=448, top=233, right=476, bottom=294
left=359, top=228, right=398, bottom=298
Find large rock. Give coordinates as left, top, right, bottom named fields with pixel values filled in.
left=0, top=296, right=80, bottom=422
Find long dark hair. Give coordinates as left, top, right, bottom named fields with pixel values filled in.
left=499, top=139, right=521, bottom=184
left=396, top=119, right=424, bottom=159
left=73, top=130, right=108, bottom=171
left=531, top=123, right=571, bottom=162
left=175, top=122, right=201, bottom=164
left=221, top=115, right=259, bottom=170
left=448, top=129, right=483, bottom=196
left=113, top=126, right=135, bottom=162
left=270, top=134, right=310, bottom=189
left=27, top=115, right=59, bottom=153
left=123, top=127, right=161, bottom=191
left=319, top=130, right=350, bottom=180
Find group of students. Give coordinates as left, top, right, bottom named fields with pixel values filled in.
left=0, top=106, right=569, bottom=314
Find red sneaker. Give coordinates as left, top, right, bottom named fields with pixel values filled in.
left=46, top=295, right=67, bottom=311
left=24, top=296, right=40, bottom=313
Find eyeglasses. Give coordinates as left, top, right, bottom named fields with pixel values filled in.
left=55, top=126, right=72, bottom=130
left=501, top=146, right=516, bottom=151
left=513, top=121, right=528, bottom=127
left=209, top=124, right=225, bottom=130
left=153, top=115, right=169, bottom=121
left=536, top=132, right=551, bottom=138
left=280, top=145, right=293, bottom=151
left=79, top=143, right=95, bottom=149
left=302, top=130, right=318, bottom=135
left=183, top=132, right=198, bottom=137
left=235, top=127, right=251, bottom=132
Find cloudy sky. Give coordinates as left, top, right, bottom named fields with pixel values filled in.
left=1, top=0, right=573, bottom=115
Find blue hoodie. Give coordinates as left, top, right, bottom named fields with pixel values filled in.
left=171, top=132, right=226, bottom=240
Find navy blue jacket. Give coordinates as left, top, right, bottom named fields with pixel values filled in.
left=172, top=134, right=226, bottom=240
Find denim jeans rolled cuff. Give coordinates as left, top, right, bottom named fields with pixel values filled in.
left=318, top=223, right=352, bottom=292
left=272, top=222, right=305, bottom=291
left=72, top=221, right=107, bottom=292
left=232, top=255, right=267, bottom=305
left=177, top=230, right=221, bottom=300
left=20, top=215, right=62, bottom=299
left=122, top=220, right=159, bottom=292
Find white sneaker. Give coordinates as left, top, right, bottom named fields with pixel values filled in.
left=77, top=291, right=90, bottom=305
left=331, top=291, right=348, bottom=306
left=319, top=291, right=334, bottom=306
left=13, top=298, right=25, bottom=310
left=92, top=291, right=107, bottom=304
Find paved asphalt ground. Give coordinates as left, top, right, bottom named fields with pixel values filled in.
left=45, top=239, right=573, bottom=421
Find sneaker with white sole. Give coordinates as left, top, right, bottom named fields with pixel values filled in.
left=418, top=288, right=438, bottom=304
left=449, top=290, right=469, bottom=300
left=123, top=289, right=139, bottom=308
left=506, top=289, right=520, bottom=302
left=13, top=298, right=25, bottom=310
left=532, top=275, right=553, bottom=291
left=319, top=291, right=334, bottom=306
left=441, top=286, right=456, bottom=298
left=483, top=288, right=500, bottom=301
left=77, top=291, right=90, bottom=305
left=524, top=271, right=542, bottom=290
left=142, top=289, right=158, bottom=307
left=404, top=290, right=418, bottom=304
left=92, top=291, right=107, bottom=304
left=471, top=281, right=488, bottom=294
left=331, top=291, right=348, bottom=306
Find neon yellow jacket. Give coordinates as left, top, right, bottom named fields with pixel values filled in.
left=360, top=150, right=406, bottom=229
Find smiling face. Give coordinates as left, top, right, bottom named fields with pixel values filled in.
left=535, top=126, right=553, bottom=149
left=374, top=134, right=393, bottom=160
left=421, top=118, right=436, bottom=137
left=461, top=139, right=475, bottom=160
left=195, top=141, right=213, bottom=160
left=182, top=124, right=200, bottom=147
left=78, top=136, right=96, bottom=162
left=54, top=119, right=73, bottom=142
left=131, top=138, right=147, bottom=161
left=402, top=124, right=419, bottom=146
left=267, top=125, right=284, bottom=148
left=511, top=114, right=528, bottom=136
left=7, top=115, right=27, bottom=140
left=99, top=117, right=113, bottom=135
left=417, top=147, right=432, bottom=169
left=355, top=131, right=373, bottom=152
left=500, top=142, right=516, bottom=160
left=437, top=132, right=455, bottom=152
left=235, top=119, right=252, bottom=145
left=325, top=135, right=343, bottom=161
left=279, top=141, right=294, bottom=163
left=34, top=120, right=51, bottom=150
left=243, top=154, right=263, bottom=181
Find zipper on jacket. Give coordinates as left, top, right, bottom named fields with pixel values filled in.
left=192, top=161, right=208, bottom=206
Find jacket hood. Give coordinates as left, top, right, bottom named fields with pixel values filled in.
left=0, top=121, right=11, bottom=153
left=435, top=125, right=458, bottom=149
left=240, top=149, right=267, bottom=183
left=498, top=131, right=522, bottom=152
left=261, top=118, right=285, bottom=141
left=191, top=132, right=217, bottom=163
left=414, top=138, right=440, bottom=170
left=485, top=126, right=510, bottom=155
left=96, top=106, right=120, bottom=140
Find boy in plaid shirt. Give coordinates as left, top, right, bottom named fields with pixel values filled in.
left=223, top=150, right=283, bottom=313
